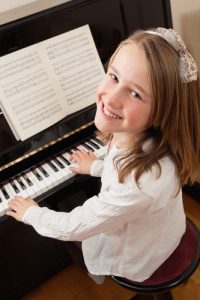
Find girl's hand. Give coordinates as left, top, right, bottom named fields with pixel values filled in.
left=6, top=196, right=38, bottom=221
left=69, top=149, right=96, bottom=175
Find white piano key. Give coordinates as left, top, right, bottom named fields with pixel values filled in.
left=42, top=163, right=60, bottom=187
left=90, top=139, right=106, bottom=158
left=56, top=156, right=73, bottom=180
left=86, top=139, right=100, bottom=150
left=49, top=160, right=65, bottom=184
left=25, top=171, right=42, bottom=197
left=62, top=152, right=80, bottom=171
left=13, top=178, right=28, bottom=198
left=34, top=167, right=53, bottom=192
left=16, top=178, right=30, bottom=198
left=81, top=142, right=94, bottom=152
left=19, top=176, right=36, bottom=198
left=60, top=153, right=71, bottom=165
left=30, top=169, right=47, bottom=195
left=0, top=189, right=7, bottom=215
left=76, top=144, right=89, bottom=152
left=4, top=182, right=16, bottom=199
left=23, top=173, right=38, bottom=196
left=78, top=142, right=99, bottom=159
left=51, top=158, right=70, bottom=181
left=0, top=188, right=9, bottom=211
left=2, top=184, right=13, bottom=202
left=0, top=199, right=5, bottom=216
left=91, top=137, right=104, bottom=146
left=76, top=141, right=103, bottom=159
left=31, top=169, right=48, bottom=194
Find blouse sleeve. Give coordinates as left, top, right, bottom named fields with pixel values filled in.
left=22, top=180, right=154, bottom=241
left=90, top=159, right=104, bottom=177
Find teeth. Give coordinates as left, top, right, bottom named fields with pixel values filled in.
left=103, top=106, right=121, bottom=119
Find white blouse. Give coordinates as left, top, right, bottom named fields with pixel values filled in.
left=22, top=145, right=186, bottom=282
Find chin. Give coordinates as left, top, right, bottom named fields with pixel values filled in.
left=94, top=118, right=103, bottom=132
left=94, top=117, right=107, bottom=133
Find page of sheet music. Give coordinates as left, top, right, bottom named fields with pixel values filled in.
left=42, top=24, right=105, bottom=114
left=0, top=25, right=105, bottom=140
left=0, top=47, right=66, bottom=140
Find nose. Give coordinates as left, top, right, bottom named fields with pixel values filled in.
left=104, top=86, right=123, bottom=108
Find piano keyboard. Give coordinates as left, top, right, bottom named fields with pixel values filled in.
left=0, top=137, right=106, bottom=217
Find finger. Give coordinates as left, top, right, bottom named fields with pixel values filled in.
left=69, top=166, right=81, bottom=173
left=74, top=150, right=93, bottom=161
left=6, top=210, right=17, bottom=218
left=8, top=201, right=18, bottom=210
left=70, top=151, right=82, bottom=161
left=14, top=195, right=24, bottom=200
left=9, top=198, right=19, bottom=206
left=70, top=152, right=86, bottom=163
left=88, top=151, right=96, bottom=158
left=14, top=195, right=26, bottom=202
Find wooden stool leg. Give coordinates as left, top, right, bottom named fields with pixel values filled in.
left=130, top=291, right=173, bottom=300
left=153, top=291, right=173, bottom=300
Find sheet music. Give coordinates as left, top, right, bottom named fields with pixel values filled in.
left=43, top=25, right=105, bottom=114
left=0, top=48, right=66, bottom=140
left=0, top=25, right=105, bottom=140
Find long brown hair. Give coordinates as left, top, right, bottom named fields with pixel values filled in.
left=99, top=29, right=200, bottom=187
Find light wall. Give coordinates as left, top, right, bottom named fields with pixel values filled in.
left=171, top=0, right=200, bottom=182
left=170, top=0, right=200, bottom=68
left=0, top=0, right=71, bottom=25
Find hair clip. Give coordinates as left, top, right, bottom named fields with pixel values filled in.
left=146, top=28, right=198, bottom=83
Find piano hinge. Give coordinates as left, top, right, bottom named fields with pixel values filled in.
left=0, top=121, right=94, bottom=172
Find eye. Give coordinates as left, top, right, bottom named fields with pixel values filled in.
left=131, top=90, right=141, bottom=100
left=109, top=73, right=119, bottom=82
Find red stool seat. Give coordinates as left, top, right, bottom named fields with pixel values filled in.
left=112, top=218, right=200, bottom=299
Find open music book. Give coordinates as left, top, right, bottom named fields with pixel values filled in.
left=0, top=25, right=105, bottom=141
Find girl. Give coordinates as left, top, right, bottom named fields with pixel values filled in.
left=6, top=28, right=200, bottom=282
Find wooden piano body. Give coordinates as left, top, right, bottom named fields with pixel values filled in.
left=0, top=1, right=172, bottom=299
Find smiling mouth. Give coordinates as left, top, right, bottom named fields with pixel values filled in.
left=103, top=104, right=122, bottom=119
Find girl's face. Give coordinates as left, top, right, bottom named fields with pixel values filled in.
left=95, top=42, right=152, bottom=147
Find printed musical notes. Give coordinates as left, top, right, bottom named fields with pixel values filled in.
left=0, top=25, right=105, bottom=140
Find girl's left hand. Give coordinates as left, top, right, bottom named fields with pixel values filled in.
left=6, top=196, right=38, bottom=221
left=69, top=149, right=96, bottom=175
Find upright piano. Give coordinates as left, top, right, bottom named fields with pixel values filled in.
left=0, top=1, right=172, bottom=299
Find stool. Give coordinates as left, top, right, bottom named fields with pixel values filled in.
left=111, top=218, right=200, bottom=300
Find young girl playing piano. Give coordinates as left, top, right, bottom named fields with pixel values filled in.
left=7, top=27, right=200, bottom=282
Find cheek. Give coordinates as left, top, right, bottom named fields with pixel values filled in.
left=127, top=104, right=151, bottom=127
left=96, top=76, right=109, bottom=97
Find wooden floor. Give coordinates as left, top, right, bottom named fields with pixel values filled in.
left=21, top=192, right=200, bottom=300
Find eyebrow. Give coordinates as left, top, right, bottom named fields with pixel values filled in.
left=109, top=65, right=151, bottom=99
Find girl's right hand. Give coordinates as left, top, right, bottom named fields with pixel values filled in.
left=69, top=150, right=96, bottom=175
left=6, top=196, right=38, bottom=221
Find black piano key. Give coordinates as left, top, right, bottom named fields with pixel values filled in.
left=32, top=169, right=43, bottom=181
left=11, top=181, right=20, bottom=193
left=48, top=161, right=58, bottom=172
left=1, top=187, right=9, bottom=199
left=17, top=177, right=26, bottom=190
left=67, top=149, right=73, bottom=155
left=82, top=143, right=94, bottom=151
left=60, top=155, right=70, bottom=166
left=53, top=157, right=64, bottom=169
left=23, top=174, right=33, bottom=186
left=92, top=137, right=104, bottom=146
left=39, top=165, right=49, bottom=177
left=86, top=140, right=100, bottom=149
